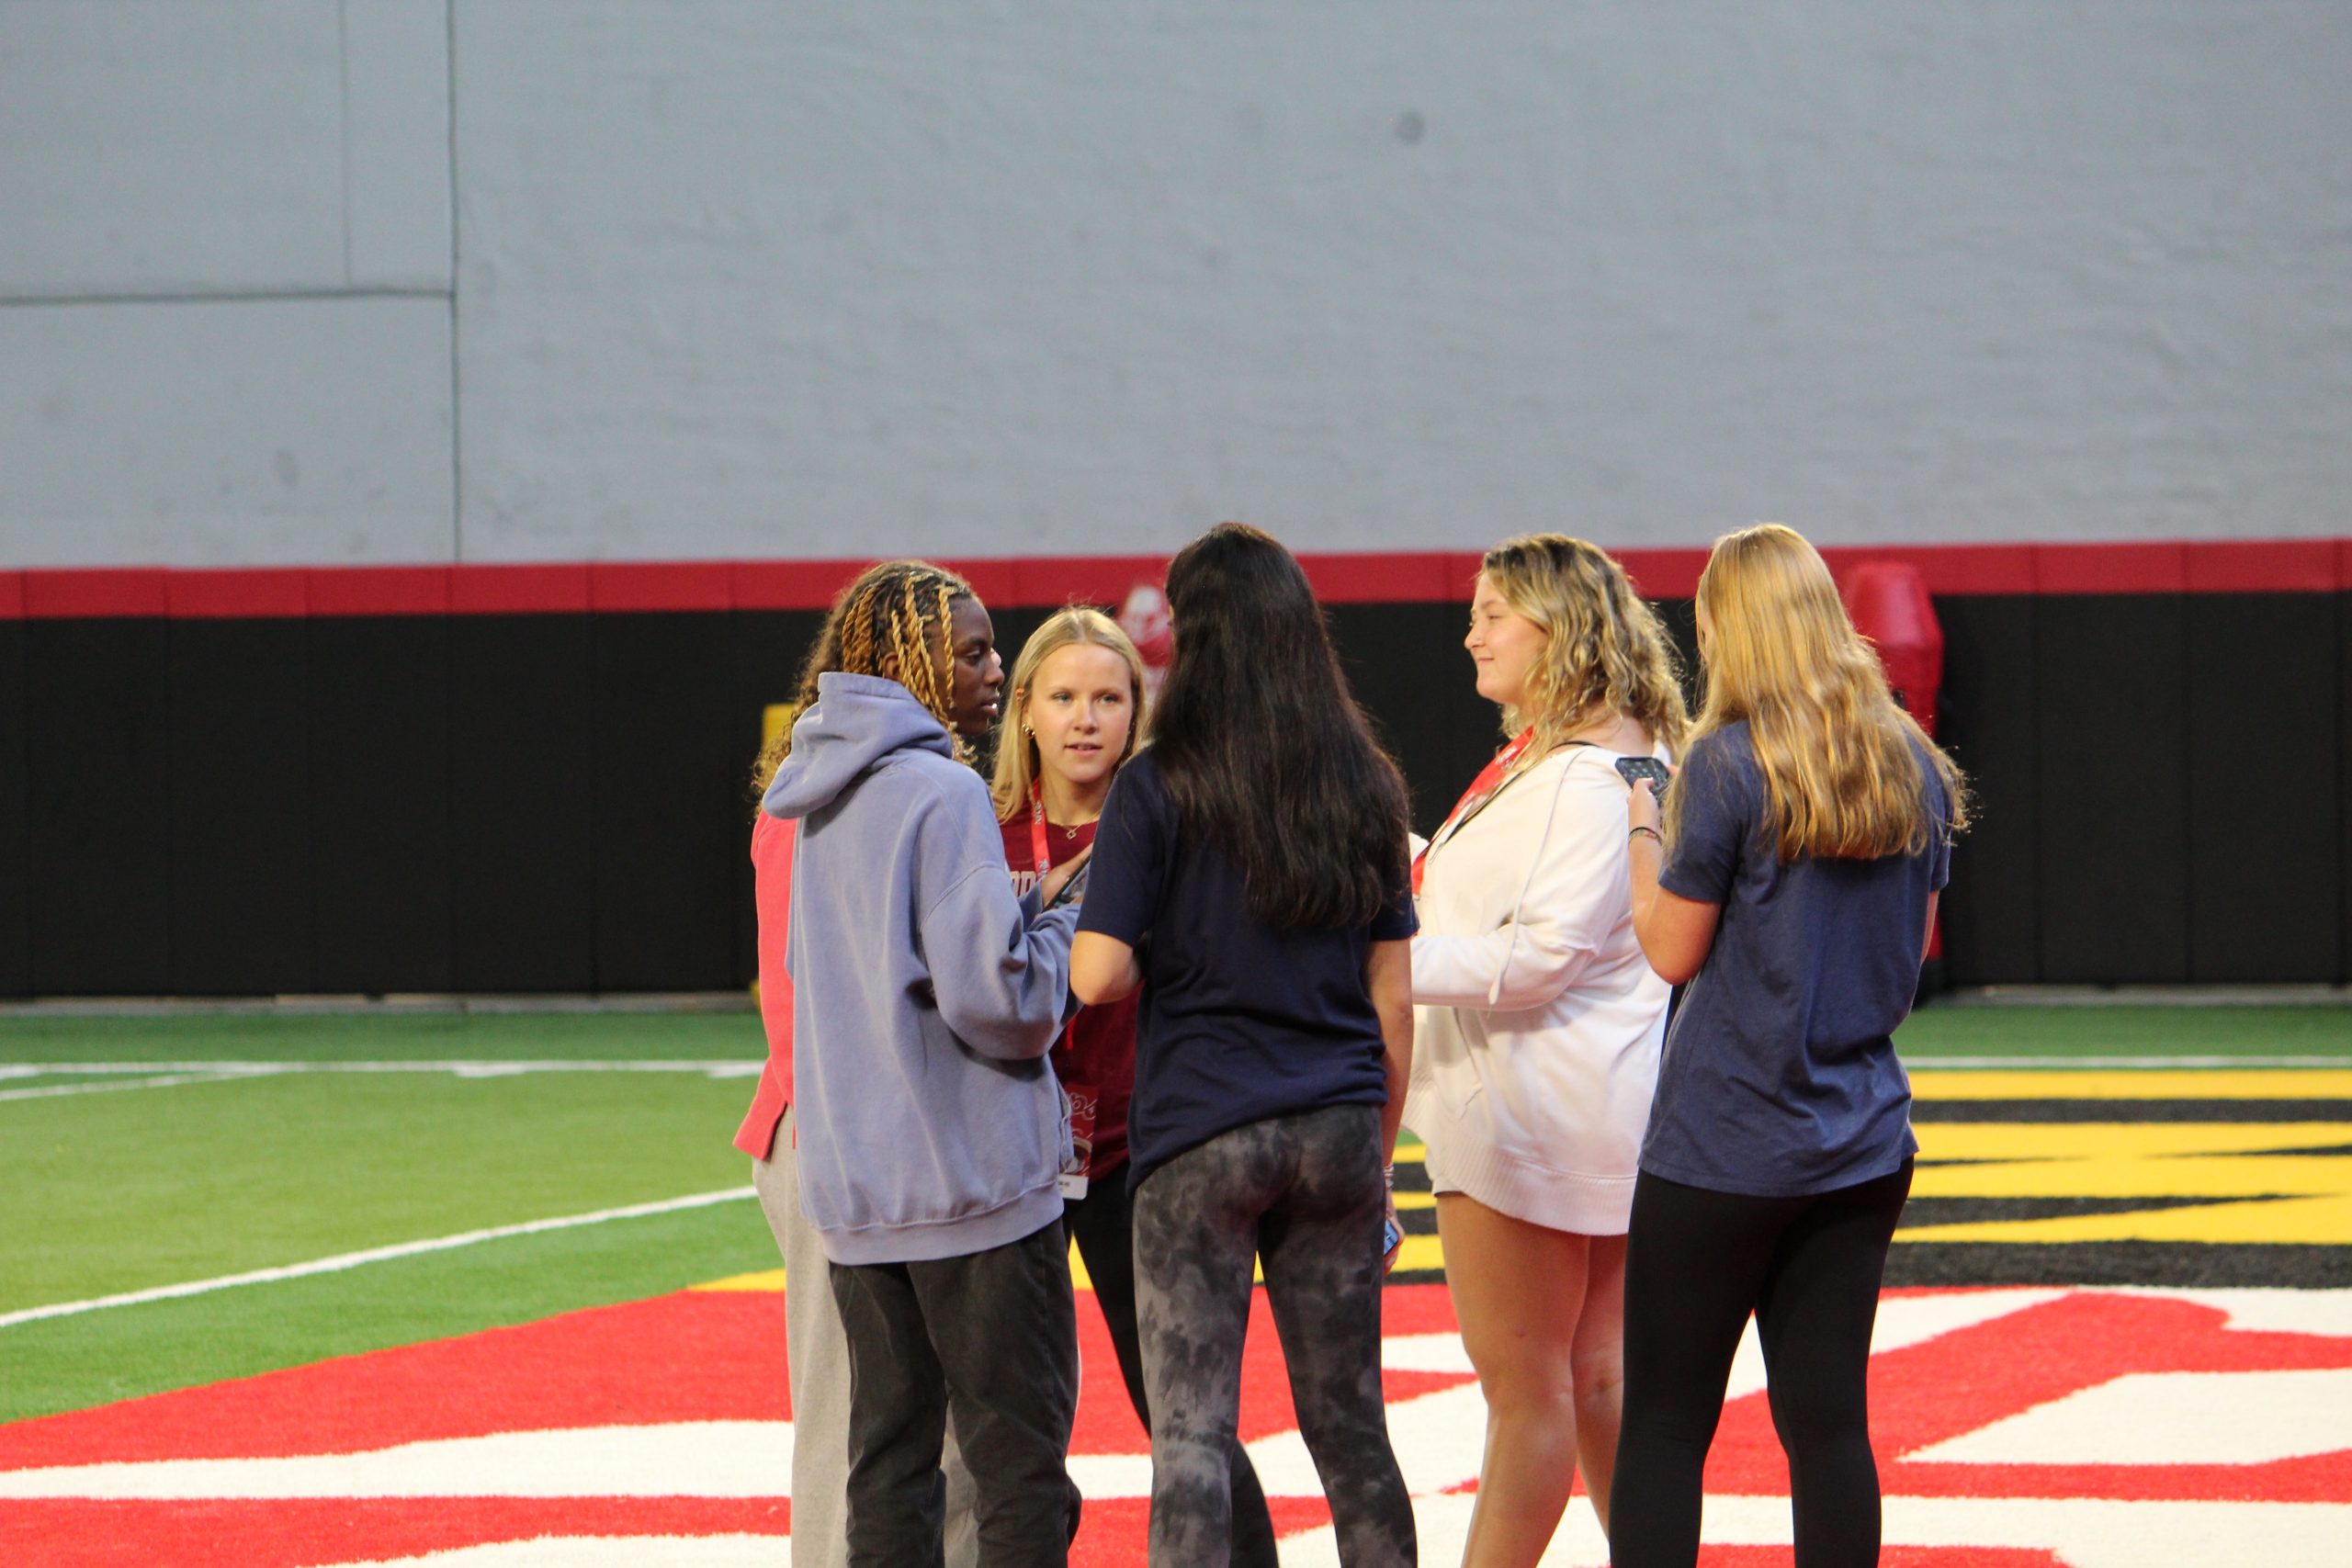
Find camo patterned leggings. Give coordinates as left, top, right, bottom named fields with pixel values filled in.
left=1131, top=1103, right=1416, bottom=1567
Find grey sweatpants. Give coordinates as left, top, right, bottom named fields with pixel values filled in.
left=1132, top=1102, right=1416, bottom=1567
left=752, top=1108, right=980, bottom=1568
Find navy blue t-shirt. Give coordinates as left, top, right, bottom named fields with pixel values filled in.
left=1076, top=751, right=1417, bottom=1190
left=1642, top=720, right=1952, bottom=1198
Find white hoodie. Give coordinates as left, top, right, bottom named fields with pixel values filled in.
left=1403, top=742, right=1669, bottom=1235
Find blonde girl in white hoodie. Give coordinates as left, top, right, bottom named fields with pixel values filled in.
left=1405, top=535, right=1689, bottom=1565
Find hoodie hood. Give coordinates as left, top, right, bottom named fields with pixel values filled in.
left=763, top=672, right=954, bottom=820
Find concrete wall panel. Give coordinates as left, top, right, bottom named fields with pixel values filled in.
left=451, top=2, right=2352, bottom=562
left=345, top=0, right=455, bottom=289
left=0, top=2, right=349, bottom=297
left=0, top=298, right=454, bottom=565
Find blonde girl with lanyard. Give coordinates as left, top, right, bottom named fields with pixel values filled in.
left=1615, top=525, right=1965, bottom=1568
left=1404, top=535, right=1686, bottom=1564
left=990, top=606, right=1279, bottom=1566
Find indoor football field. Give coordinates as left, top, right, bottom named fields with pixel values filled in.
left=3, top=1001, right=2348, bottom=1566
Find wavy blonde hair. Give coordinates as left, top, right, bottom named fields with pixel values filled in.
left=1672, top=524, right=1969, bottom=861
left=989, top=606, right=1148, bottom=820
left=1480, top=534, right=1689, bottom=763
left=751, top=559, right=975, bottom=801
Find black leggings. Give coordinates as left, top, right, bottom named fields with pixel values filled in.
left=1132, top=1103, right=1416, bottom=1567
left=1610, top=1161, right=1913, bottom=1568
left=1065, top=1162, right=1280, bottom=1567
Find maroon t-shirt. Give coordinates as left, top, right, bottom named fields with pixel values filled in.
left=1001, top=812, right=1137, bottom=1181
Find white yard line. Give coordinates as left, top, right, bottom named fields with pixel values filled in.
left=1906, top=1055, right=2352, bottom=1070
left=0, top=1187, right=756, bottom=1331
left=0, top=1069, right=288, bottom=1103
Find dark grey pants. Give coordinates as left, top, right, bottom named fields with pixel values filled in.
left=1132, top=1103, right=1416, bottom=1567
left=1066, top=1161, right=1281, bottom=1568
left=830, top=1218, right=1081, bottom=1568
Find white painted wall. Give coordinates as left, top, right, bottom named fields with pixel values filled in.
left=3, top=2, right=2346, bottom=567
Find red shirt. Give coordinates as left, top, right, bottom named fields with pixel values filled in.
left=1001, top=812, right=1137, bottom=1180
left=731, top=812, right=795, bottom=1160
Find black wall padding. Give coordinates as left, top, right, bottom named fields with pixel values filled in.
left=1937, top=596, right=2041, bottom=985
left=167, top=620, right=312, bottom=994
left=2342, top=596, right=2352, bottom=986
left=26, top=619, right=173, bottom=994
left=311, top=615, right=453, bottom=993
left=2186, top=593, right=2340, bottom=981
left=590, top=613, right=740, bottom=991
left=448, top=615, right=595, bottom=992
left=2036, top=595, right=2191, bottom=983
left=0, top=622, right=28, bottom=997
left=730, top=610, right=827, bottom=987
left=1327, top=602, right=1498, bottom=836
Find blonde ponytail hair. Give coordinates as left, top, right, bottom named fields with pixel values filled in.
left=1672, top=524, right=1969, bottom=861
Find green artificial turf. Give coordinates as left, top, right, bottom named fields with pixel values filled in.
left=6, top=1002, right=2348, bottom=1427
left=0, top=1055, right=777, bottom=1422
left=1896, top=1002, right=2352, bottom=1060
left=0, top=1201, right=775, bottom=1424
left=5, top=1069, right=759, bottom=1312
left=0, top=1009, right=766, bottom=1065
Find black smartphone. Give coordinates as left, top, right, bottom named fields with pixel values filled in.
left=1614, top=755, right=1672, bottom=801
left=1046, top=861, right=1091, bottom=909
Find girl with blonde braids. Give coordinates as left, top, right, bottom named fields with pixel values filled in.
left=1614, top=524, right=1967, bottom=1568
left=1404, top=534, right=1686, bottom=1563
left=752, top=559, right=1091, bottom=1567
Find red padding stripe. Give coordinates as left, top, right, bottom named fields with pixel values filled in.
left=308, top=566, right=452, bottom=616
left=167, top=569, right=311, bottom=618
left=730, top=559, right=867, bottom=611
left=2184, top=538, right=2338, bottom=593
left=1010, top=556, right=1173, bottom=612
left=588, top=560, right=734, bottom=613
left=1821, top=545, right=2038, bottom=595
left=6, top=539, right=2350, bottom=617
left=2036, top=542, right=2188, bottom=594
left=449, top=564, right=592, bottom=615
left=22, top=569, right=169, bottom=618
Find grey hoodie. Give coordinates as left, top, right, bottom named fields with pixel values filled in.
left=763, top=672, right=1080, bottom=1265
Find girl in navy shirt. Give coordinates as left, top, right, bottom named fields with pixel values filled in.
left=1613, top=525, right=1968, bottom=1568
left=1071, top=524, right=1417, bottom=1567
left=990, top=605, right=1278, bottom=1565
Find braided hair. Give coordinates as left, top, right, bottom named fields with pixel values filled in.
left=751, top=559, right=976, bottom=800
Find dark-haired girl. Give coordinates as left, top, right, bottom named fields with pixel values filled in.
left=1071, top=523, right=1418, bottom=1566
left=761, top=559, right=1090, bottom=1567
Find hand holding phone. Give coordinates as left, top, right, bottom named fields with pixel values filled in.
left=1613, top=755, right=1673, bottom=803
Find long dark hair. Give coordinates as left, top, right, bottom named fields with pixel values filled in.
left=1150, top=523, right=1410, bottom=930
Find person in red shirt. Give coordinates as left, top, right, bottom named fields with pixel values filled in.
left=989, top=606, right=1277, bottom=1565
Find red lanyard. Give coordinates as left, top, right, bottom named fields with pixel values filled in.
left=1027, top=782, right=1055, bottom=878
left=1412, top=727, right=1536, bottom=894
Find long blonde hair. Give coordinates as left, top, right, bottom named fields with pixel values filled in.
left=1480, top=534, right=1689, bottom=762
left=989, top=606, right=1149, bottom=819
left=751, top=559, right=975, bottom=801
left=1672, top=524, right=1969, bottom=861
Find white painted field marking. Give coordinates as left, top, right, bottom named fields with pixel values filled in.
left=0, top=1187, right=756, bottom=1331
left=1912, top=1367, right=2352, bottom=1466
left=0, top=1068, right=288, bottom=1103
left=326, top=1539, right=786, bottom=1568
left=0, top=1420, right=797, bottom=1499
left=0, top=1060, right=764, bottom=1078
left=1283, top=1495, right=2352, bottom=1567
left=1902, top=1054, right=2352, bottom=1069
